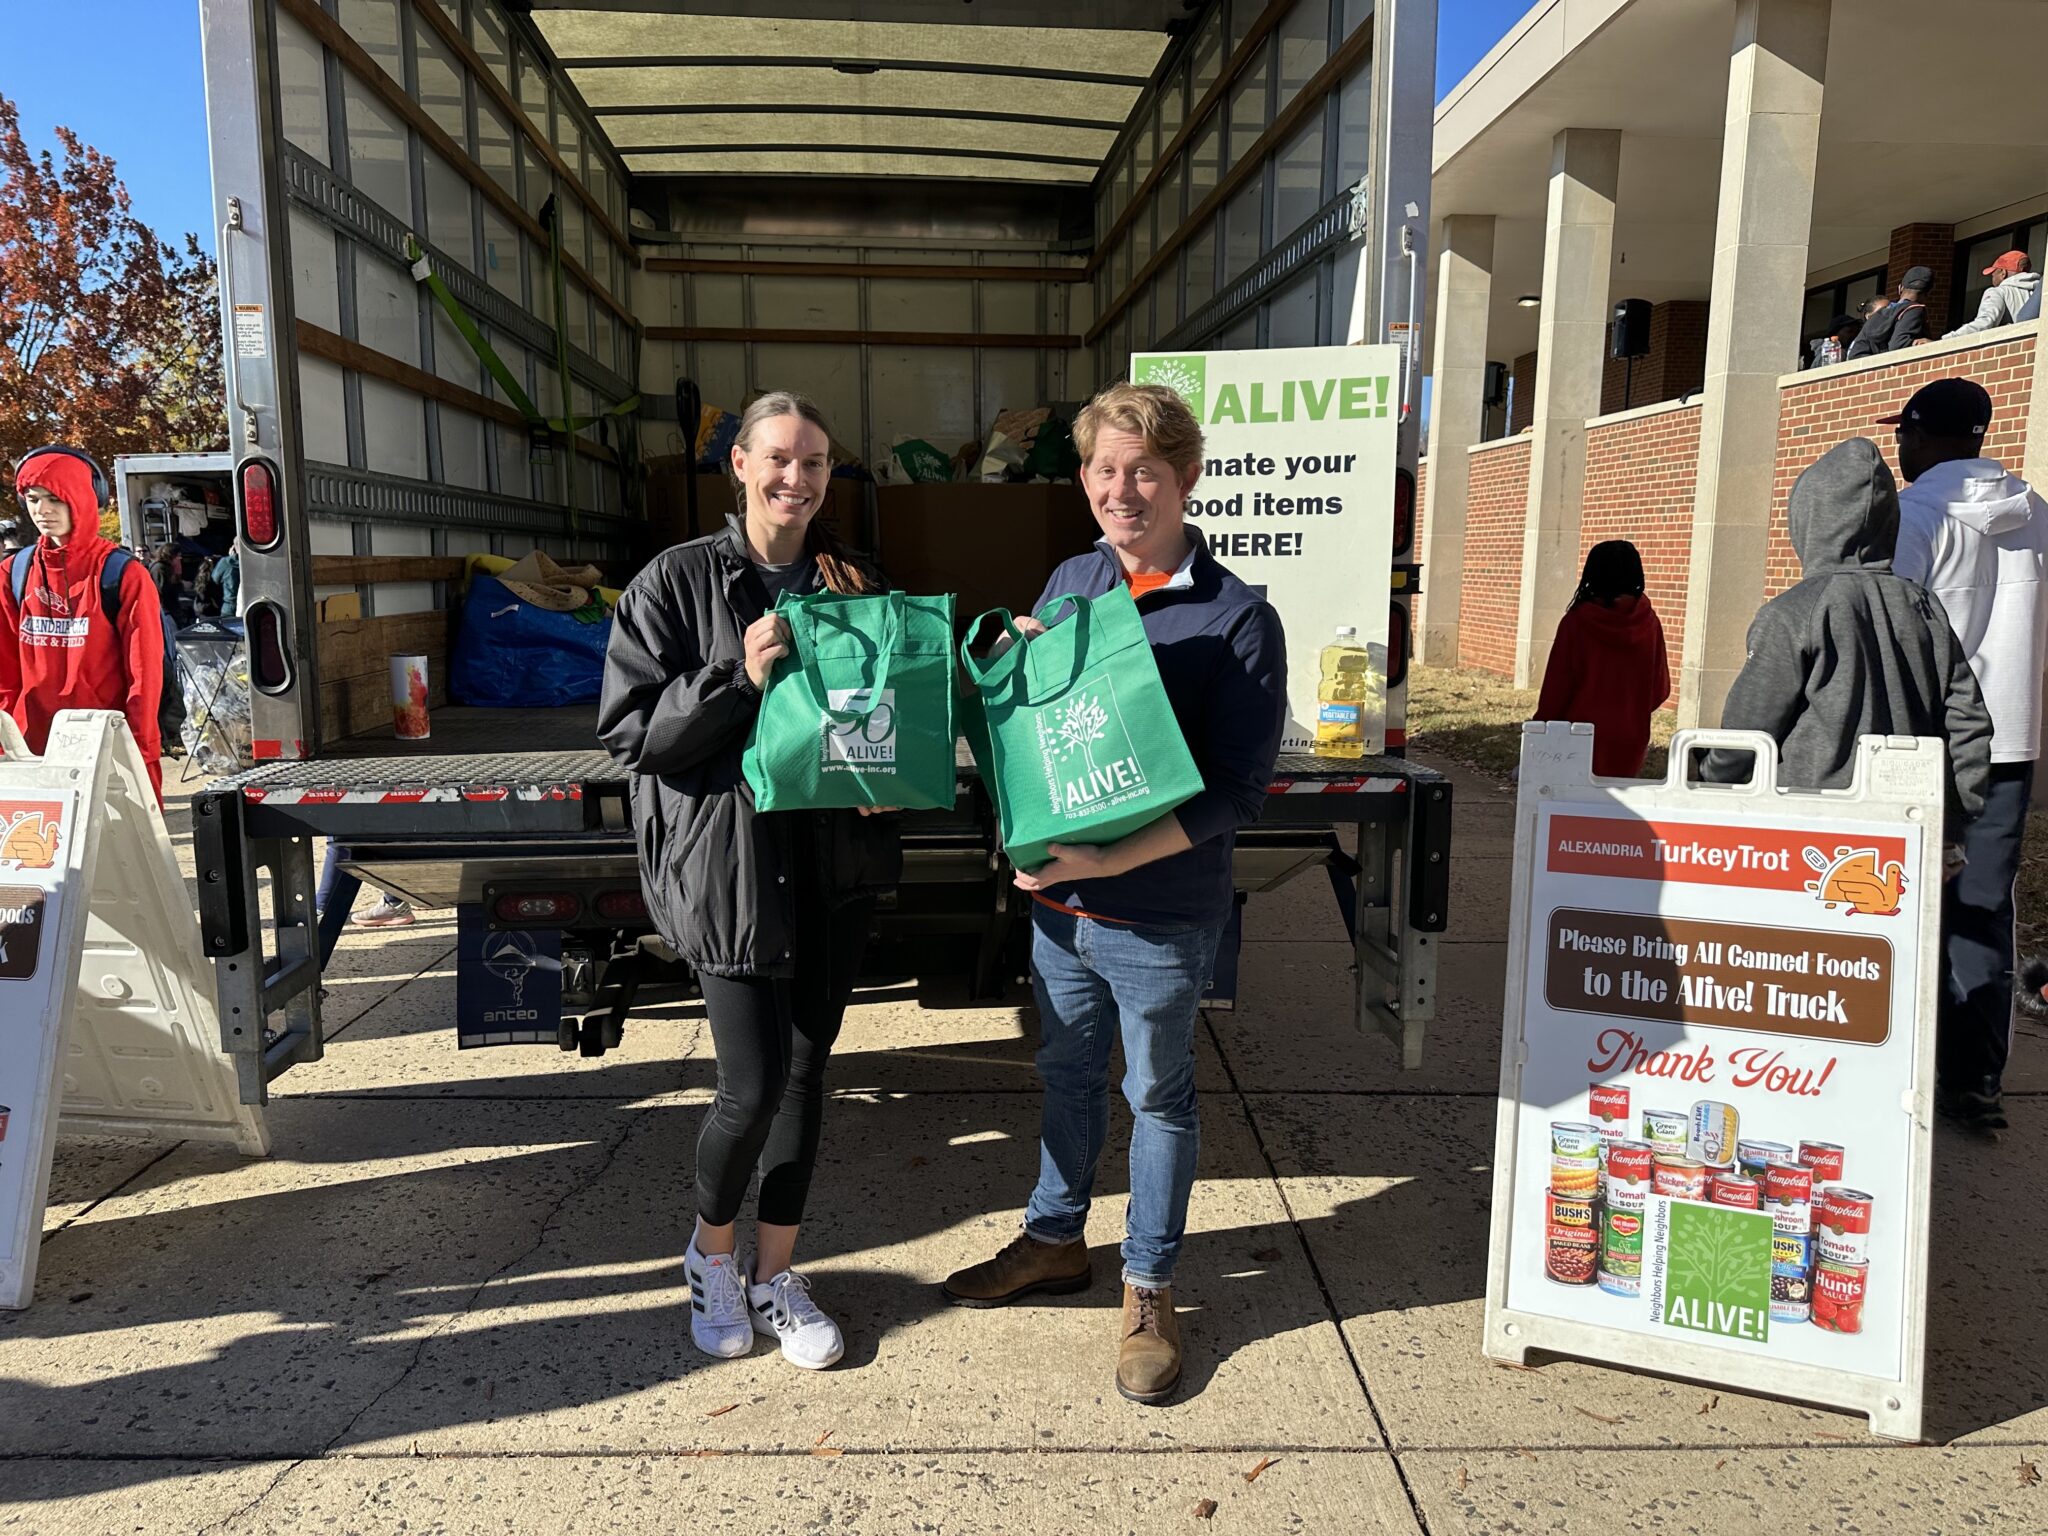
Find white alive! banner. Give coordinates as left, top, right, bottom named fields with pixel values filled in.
left=1132, top=345, right=1400, bottom=753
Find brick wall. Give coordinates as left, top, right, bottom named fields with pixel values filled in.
left=1600, top=300, right=1711, bottom=415
left=1765, top=328, right=2036, bottom=596
left=1459, top=439, right=1531, bottom=675
left=1581, top=402, right=1702, bottom=666
left=1509, top=351, right=1538, bottom=434
left=1887, top=221, right=1957, bottom=334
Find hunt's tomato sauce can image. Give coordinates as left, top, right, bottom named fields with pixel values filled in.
left=1817, top=1187, right=1874, bottom=1265
left=1813, top=1259, right=1869, bottom=1334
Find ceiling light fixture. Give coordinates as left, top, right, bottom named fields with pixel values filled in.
left=1516, top=294, right=1541, bottom=308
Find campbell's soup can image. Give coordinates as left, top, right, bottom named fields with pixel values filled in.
left=1812, top=1258, right=1869, bottom=1333
left=1551, top=1154, right=1601, bottom=1199
left=1687, top=1100, right=1740, bottom=1167
left=1587, top=1085, right=1631, bottom=1143
left=1798, top=1141, right=1847, bottom=1185
left=1736, top=1139, right=1796, bottom=1181
left=1653, top=1159, right=1710, bottom=1202
left=1767, top=1197, right=1814, bottom=1235
left=1551, top=1122, right=1604, bottom=1158
left=1709, top=1174, right=1762, bottom=1210
left=1817, top=1187, right=1875, bottom=1265
left=1600, top=1209, right=1645, bottom=1278
left=1764, top=1165, right=1815, bottom=1206
left=1603, top=1141, right=1656, bottom=1208
left=1641, top=1108, right=1688, bottom=1157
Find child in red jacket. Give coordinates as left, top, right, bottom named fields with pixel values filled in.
left=0, top=448, right=167, bottom=802
left=1533, top=540, right=1670, bottom=778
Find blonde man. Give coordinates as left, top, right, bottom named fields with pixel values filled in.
left=943, top=383, right=1288, bottom=1404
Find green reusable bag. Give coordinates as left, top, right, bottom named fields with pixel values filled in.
left=960, top=586, right=1204, bottom=871
left=743, top=588, right=958, bottom=812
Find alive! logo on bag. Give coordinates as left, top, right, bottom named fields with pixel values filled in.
left=1033, top=675, right=1152, bottom=819
left=821, top=688, right=897, bottom=774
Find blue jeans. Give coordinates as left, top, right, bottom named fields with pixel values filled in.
left=1023, top=904, right=1221, bottom=1289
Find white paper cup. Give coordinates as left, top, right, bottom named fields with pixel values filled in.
left=391, top=654, right=431, bottom=740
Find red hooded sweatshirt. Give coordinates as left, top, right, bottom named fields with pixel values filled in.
left=1, top=451, right=166, bottom=802
left=1533, top=593, right=1671, bottom=778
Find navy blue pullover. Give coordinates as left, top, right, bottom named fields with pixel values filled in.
left=1031, top=538, right=1287, bottom=927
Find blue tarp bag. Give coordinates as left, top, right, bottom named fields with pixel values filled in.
left=450, top=574, right=611, bottom=708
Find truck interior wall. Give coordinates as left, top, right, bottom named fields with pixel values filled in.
left=273, top=0, right=642, bottom=588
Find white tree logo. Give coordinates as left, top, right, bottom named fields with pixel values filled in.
left=1139, top=357, right=1204, bottom=416
left=1055, top=694, right=1110, bottom=773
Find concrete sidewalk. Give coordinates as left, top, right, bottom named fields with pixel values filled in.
left=1, top=762, right=2042, bottom=1534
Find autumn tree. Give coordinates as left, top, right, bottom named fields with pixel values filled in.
left=0, top=94, right=225, bottom=508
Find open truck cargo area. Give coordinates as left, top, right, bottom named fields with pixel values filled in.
left=192, top=0, right=1445, bottom=1097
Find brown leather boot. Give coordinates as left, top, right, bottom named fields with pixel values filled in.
left=942, top=1231, right=1092, bottom=1308
left=1116, top=1283, right=1181, bottom=1404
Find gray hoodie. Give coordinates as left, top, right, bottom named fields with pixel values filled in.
left=1948, top=270, right=2042, bottom=336
left=1710, top=438, right=1991, bottom=827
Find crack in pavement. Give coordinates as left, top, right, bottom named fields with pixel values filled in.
left=199, top=1110, right=649, bottom=1533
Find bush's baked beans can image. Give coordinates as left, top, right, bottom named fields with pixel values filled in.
left=1545, top=1189, right=1599, bottom=1286
left=1817, top=1188, right=1874, bottom=1265
left=1813, top=1258, right=1869, bottom=1333
left=1771, top=1231, right=1815, bottom=1274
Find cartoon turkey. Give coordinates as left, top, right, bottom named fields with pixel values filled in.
left=1, top=811, right=59, bottom=870
left=1803, top=846, right=1906, bottom=917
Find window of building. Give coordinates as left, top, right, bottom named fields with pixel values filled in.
left=1954, top=217, right=2048, bottom=327
left=1801, top=265, right=1886, bottom=350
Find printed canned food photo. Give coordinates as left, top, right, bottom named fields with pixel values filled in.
left=1641, top=1108, right=1688, bottom=1155
left=1687, top=1100, right=1740, bottom=1168
left=1798, top=1141, right=1846, bottom=1184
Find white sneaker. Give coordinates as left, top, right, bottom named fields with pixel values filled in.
left=748, top=1265, right=845, bottom=1370
left=684, top=1237, right=753, bottom=1360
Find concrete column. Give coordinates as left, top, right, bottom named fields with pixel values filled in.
left=1677, top=0, right=1832, bottom=727
left=1418, top=214, right=1496, bottom=667
left=1512, top=128, right=1621, bottom=689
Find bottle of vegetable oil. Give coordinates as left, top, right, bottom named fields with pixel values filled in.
left=1315, top=626, right=1373, bottom=760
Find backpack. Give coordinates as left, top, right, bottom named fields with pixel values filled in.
left=7, top=547, right=187, bottom=748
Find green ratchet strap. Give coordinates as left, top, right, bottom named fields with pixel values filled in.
left=404, top=229, right=641, bottom=535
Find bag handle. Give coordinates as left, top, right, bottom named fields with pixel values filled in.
left=960, top=607, right=1029, bottom=688
left=789, top=589, right=902, bottom=724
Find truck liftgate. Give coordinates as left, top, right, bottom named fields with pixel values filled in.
left=195, top=752, right=1449, bottom=1104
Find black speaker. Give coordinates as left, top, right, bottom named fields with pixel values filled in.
left=1482, top=360, right=1508, bottom=407
left=1610, top=299, right=1652, bottom=360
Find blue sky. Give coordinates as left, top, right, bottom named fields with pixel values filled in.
left=5, top=0, right=1531, bottom=253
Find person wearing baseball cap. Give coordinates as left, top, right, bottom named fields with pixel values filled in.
left=1888, top=378, right=2048, bottom=1135
left=1948, top=251, right=2040, bottom=338
left=1848, top=266, right=1934, bottom=357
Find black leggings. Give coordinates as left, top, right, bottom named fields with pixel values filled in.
left=694, top=890, right=873, bottom=1228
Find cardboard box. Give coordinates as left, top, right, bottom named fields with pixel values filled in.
left=874, top=483, right=1098, bottom=631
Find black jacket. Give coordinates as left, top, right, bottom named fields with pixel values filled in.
left=1847, top=299, right=1927, bottom=358
left=597, top=520, right=901, bottom=977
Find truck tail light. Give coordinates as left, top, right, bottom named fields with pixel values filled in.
left=1386, top=600, right=1410, bottom=689
left=593, top=889, right=647, bottom=921
left=239, top=457, right=280, bottom=550
left=1392, top=467, right=1415, bottom=557
left=495, top=892, right=580, bottom=923
left=246, top=601, right=294, bottom=694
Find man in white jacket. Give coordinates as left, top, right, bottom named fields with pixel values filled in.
left=1948, top=251, right=2042, bottom=337
left=1887, top=378, right=2048, bottom=1133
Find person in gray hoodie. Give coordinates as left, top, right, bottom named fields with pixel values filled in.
left=1887, top=378, right=2048, bottom=1132
left=1948, top=251, right=2042, bottom=338
left=1708, top=436, right=1991, bottom=852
